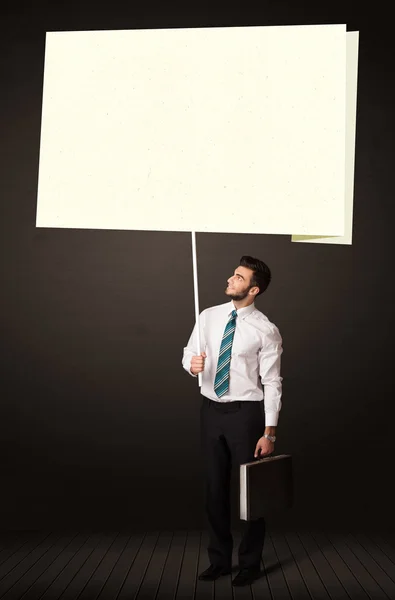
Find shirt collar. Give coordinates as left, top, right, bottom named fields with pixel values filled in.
left=228, top=300, right=256, bottom=320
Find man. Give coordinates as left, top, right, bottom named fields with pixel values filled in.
left=182, top=255, right=283, bottom=587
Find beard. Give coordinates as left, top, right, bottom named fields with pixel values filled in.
left=225, top=286, right=251, bottom=301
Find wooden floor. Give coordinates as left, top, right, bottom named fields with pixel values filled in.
left=0, top=529, right=394, bottom=600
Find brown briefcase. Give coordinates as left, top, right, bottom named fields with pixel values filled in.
left=239, top=454, right=293, bottom=521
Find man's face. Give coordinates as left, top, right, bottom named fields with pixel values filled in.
left=225, top=266, right=257, bottom=301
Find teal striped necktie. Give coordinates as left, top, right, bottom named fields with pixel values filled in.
left=214, top=309, right=238, bottom=398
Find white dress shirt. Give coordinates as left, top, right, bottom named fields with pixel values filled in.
left=182, top=300, right=283, bottom=426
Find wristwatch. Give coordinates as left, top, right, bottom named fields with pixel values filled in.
left=263, top=433, right=276, bottom=442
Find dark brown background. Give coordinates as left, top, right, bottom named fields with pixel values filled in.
left=1, top=1, right=394, bottom=532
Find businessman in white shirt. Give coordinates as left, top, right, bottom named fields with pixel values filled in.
left=182, top=256, right=283, bottom=587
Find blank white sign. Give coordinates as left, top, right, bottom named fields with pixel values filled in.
left=36, top=25, right=347, bottom=236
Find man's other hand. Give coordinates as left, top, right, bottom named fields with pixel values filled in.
left=254, top=436, right=274, bottom=458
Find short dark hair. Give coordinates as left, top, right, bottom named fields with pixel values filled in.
left=239, top=255, right=271, bottom=297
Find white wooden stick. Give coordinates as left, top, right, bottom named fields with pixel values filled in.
left=191, top=231, right=202, bottom=387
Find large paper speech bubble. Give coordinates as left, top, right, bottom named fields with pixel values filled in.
left=36, top=25, right=349, bottom=237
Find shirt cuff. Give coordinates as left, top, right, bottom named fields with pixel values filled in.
left=265, top=412, right=279, bottom=427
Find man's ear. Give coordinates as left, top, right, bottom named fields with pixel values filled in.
left=249, top=286, right=260, bottom=297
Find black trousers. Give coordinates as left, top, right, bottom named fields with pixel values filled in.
left=200, top=396, right=266, bottom=570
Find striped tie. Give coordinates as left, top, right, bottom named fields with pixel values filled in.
left=214, top=309, right=238, bottom=398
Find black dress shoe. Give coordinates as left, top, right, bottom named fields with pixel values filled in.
left=231, top=566, right=261, bottom=586
left=198, top=564, right=231, bottom=581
